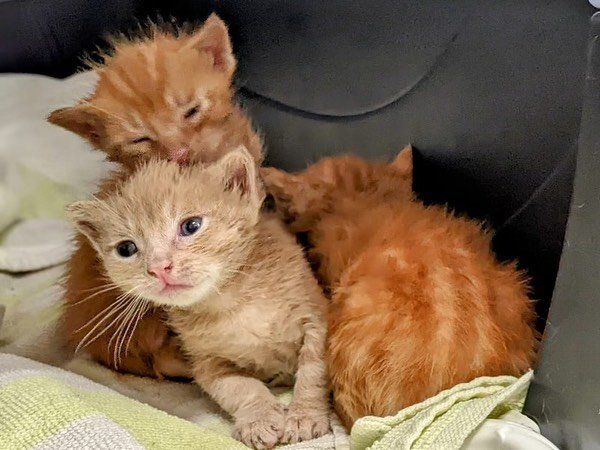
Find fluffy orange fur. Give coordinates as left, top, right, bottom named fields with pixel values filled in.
left=262, top=147, right=538, bottom=430
left=48, top=14, right=262, bottom=168
left=67, top=149, right=330, bottom=448
left=49, top=14, right=262, bottom=378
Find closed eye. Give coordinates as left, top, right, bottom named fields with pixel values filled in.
left=131, top=136, right=151, bottom=144
left=184, top=105, right=200, bottom=119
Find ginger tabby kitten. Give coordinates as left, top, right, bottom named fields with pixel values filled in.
left=48, top=14, right=262, bottom=378
left=262, top=146, right=538, bottom=429
left=66, top=149, right=330, bottom=449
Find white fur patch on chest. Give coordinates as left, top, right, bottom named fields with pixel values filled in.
left=174, top=297, right=304, bottom=380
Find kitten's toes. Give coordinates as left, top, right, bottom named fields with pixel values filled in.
left=282, top=407, right=330, bottom=444
left=234, top=404, right=285, bottom=449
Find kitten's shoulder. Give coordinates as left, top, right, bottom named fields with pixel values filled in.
left=255, top=212, right=304, bottom=259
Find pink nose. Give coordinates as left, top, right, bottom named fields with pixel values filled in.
left=147, top=261, right=173, bottom=280
left=169, top=147, right=189, bottom=164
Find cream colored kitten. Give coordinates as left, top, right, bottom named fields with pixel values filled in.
left=66, top=148, right=330, bottom=449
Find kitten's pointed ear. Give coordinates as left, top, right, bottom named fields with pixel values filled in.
left=186, top=13, right=235, bottom=74
left=48, top=104, right=105, bottom=145
left=216, top=146, right=259, bottom=197
left=391, top=145, right=413, bottom=183
left=66, top=201, right=104, bottom=250
left=260, top=167, right=309, bottom=221
left=260, top=167, right=299, bottom=200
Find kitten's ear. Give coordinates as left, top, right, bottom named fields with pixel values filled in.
left=66, top=201, right=104, bottom=251
left=185, top=13, right=235, bottom=75
left=260, top=167, right=299, bottom=200
left=48, top=104, right=106, bottom=145
left=391, top=144, right=413, bottom=183
left=260, top=167, right=310, bottom=221
left=216, top=146, right=259, bottom=197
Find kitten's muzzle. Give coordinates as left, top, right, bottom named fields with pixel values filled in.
left=147, top=260, right=173, bottom=281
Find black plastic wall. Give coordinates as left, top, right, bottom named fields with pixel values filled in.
left=525, top=13, right=600, bottom=448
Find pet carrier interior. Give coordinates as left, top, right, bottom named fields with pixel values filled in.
left=1, top=0, right=599, bottom=447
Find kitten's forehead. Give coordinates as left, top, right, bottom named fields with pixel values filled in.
left=109, top=162, right=218, bottom=215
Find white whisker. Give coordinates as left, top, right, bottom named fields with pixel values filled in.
left=117, top=297, right=148, bottom=365
left=109, top=299, right=140, bottom=368
left=125, top=300, right=149, bottom=358
left=79, top=281, right=117, bottom=293
left=76, top=285, right=141, bottom=353
left=74, top=295, right=129, bottom=334
left=74, top=299, right=131, bottom=353
left=110, top=286, right=150, bottom=367
left=68, top=284, right=121, bottom=308
left=117, top=297, right=146, bottom=366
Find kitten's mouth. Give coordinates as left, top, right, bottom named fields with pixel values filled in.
left=159, top=283, right=192, bottom=295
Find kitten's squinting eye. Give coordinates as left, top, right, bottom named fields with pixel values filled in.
left=183, top=105, right=200, bottom=119
left=116, top=240, right=138, bottom=257
left=131, top=136, right=151, bottom=144
left=180, top=217, right=203, bottom=236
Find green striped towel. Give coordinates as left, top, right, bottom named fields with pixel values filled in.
left=0, top=353, right=247, bottom=449
left=0, top=351, right=533, bottom=450
left=0, top=353, right=349, bottom=449
left=351, top=370, right=534, bottom=450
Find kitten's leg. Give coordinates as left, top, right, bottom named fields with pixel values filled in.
left=193, top=357, right=284, bottom=450
left=283, top=316, right=331, bottom=444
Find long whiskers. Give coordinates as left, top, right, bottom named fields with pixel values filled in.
left=67, top=283, right=121, bottom=308
left=125, top=301, right=150, bottom=357
left=72, top=280, right=157, bottom=370
left=107, top=283, right=153, bottom=369
left=109, top=297, right=142, bottom=368
left=74, top=298, right=131, bottom=353
left=113, top=297, right=149, bottom=368
left=74, top=285, right=142, bottom=354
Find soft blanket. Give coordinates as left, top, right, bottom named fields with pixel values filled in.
left=0, top=353, right=246, bottom=450
left=351, top=371, right=550, bottom=450
left=0, top=353, right=350, bottom=449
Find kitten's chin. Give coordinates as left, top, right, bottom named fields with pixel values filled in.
left=151, top=295, right=199, bottom=308
left=145, top=278, right=221, bottom=309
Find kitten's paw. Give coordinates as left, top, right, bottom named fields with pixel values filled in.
left=234, top=404, right=285, bottom=449
left=282, top=406, right=330, bottom=444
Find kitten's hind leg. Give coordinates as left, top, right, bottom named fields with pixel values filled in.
left=192, top=357, right=285, bottom=450
left=283, top=314, right=331, bottom=444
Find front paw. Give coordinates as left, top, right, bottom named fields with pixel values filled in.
left=282, top=406, right=330, bottom=444
left=234, top=403, right=285, bottom=449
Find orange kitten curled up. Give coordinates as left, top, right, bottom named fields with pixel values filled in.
left=48, top=13, right=262, bottom=168
left=262, top=146, right=538, bottom=430
left=50, top=14, right=263, bottom=379
left=66, top=148, right=330, bottom=449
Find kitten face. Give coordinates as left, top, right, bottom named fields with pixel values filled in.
left=49, top=14, right=240, bottom=168
left=67, top=147, right=263, bottom=308
left=261, top=146, right=414, bottom=233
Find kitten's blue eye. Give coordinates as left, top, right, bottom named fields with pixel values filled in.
left=180, top=217, right=203, bottom=236
left=116, top=240, right=138, bottom=257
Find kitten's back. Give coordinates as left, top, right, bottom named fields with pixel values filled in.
left=326, top=186, right=537, bottom=428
